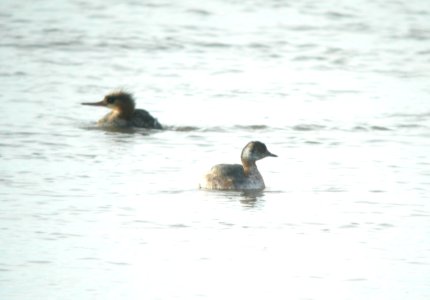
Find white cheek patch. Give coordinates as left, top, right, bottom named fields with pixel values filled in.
left=242, top=147, right=252, bottom=160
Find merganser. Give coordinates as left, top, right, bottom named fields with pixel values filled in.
left=82, top=91, right=162, bottom=129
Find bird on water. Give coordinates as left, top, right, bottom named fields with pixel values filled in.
left=81, top=91, right=162, bottom=129
left=200, top=141, right=277, bottom=190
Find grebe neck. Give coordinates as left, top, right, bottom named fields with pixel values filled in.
left=242, top=159, right=259, bottom=176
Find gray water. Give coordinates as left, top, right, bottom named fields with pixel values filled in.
left=1, top=0, right=430, bottom=299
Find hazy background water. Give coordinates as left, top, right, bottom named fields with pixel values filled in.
left=1, top=0, right=430, bottom=299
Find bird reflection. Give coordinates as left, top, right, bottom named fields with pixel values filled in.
left=239, top=190, right=265, bottom=208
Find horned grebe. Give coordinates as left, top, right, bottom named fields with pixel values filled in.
left=81, top=91, right=162, bottom=129
left=200, top=141, right=277, bottom=190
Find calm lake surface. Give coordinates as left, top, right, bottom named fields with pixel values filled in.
left=1, top=0, right=430, bottom=299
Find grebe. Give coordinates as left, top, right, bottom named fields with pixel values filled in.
left=200, top=141, right=277, bottom=190
left=82, top=91, right=162, bottom=129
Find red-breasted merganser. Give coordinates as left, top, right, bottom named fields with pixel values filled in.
left=200, top=141, right=277, bottom=190
left=81, top=91, right=162, bottom=129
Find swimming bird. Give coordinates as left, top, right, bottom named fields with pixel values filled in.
left=81, top=91, right=162, bottom=129
left=200, top=141, right=277, bottom=190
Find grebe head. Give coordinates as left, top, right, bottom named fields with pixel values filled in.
left=241, top=141, right=277, bottom=163
left=81, top=91, right=136, bottom=114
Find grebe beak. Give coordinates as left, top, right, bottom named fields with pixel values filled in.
left=267, top=151, right=277, bottom=157
left=81, top=100, right=106, bottom=107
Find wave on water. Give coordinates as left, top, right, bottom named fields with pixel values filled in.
left=79, top=118, right=429, bottom=136
left=79, top=123, right=155, bottom=135
left=389, top=111, right=430, bottom=119
left=352, top=125, right=391, bottom=131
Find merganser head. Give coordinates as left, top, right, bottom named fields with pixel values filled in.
left=81, top=91, right=136, bottom=116
left=241, top=141, right=277, bottom=163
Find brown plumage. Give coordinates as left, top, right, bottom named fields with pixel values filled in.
left=200, top=141, right=277, bottom=190
left=82, top=91, right=162, bottom=129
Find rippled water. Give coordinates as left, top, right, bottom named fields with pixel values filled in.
left=1, top=0, right=430, bottom=299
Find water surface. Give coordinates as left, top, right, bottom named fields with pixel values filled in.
left=1, top=0, right=430, bottom=299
